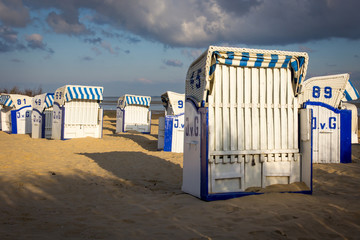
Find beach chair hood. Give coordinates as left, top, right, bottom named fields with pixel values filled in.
left=186, top=45, right=308, bottom=106
left=298, top=73, right=359, bottom=107
left=54, top=85, right=103, bottom=106
left=117, top=94, right=151, bottom=109
left=32, top=93, right=54, bottom=112
left=0, top=94, right=33, bottom=109
left=161, top=91, right=185, bottom=116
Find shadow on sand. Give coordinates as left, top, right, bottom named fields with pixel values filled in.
left=79, top=151, right=182, bottom=193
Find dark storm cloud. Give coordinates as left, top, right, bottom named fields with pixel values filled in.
left=101, top=30, right=141, bottom=44
left=84, top=37, right=102, bottom=44
left=81, top=56, right=93, bottom=61
left=0, top=25, right=18, bottom=43
left=11, top=58, right=22, bottom=63
left=2, top=0, right=360, bottom=47
left=46, top=11, right=92, bottom=36
left=0, top=25, right=26, bottom=52
left=0, top=0, right=30, bottom=27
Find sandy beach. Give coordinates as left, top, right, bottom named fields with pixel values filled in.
left=0, top=111, right=359, bottom=240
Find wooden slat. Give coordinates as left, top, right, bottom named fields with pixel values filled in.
left=280, top=68, right=288, bottom=153
left=244, top=68, right=252, bottom=151
left=273, top=68, right=281, bottom=161
left=266, top=68, right=274, bottom=155
left=208, top=95, right=215, bottom=162
left=259, top=68, right=267, bottom=150
left=251, top=68, right=259, bottom=150
left=222, top=65, right=230, bottom=163
left=293, top=97, right=298, bottom=149
left=229, top=66, right=237, bottom=163
left=214, top=67, right=222, bottom=163
left=237, top=68, right=244, bottom=160
left=287, top=69, right=294, bottom=150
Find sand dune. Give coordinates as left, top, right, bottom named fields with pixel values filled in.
left=0, top=112, right=359, bottom=239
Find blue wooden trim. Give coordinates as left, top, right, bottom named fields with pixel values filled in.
left=303, top=101, right=341, bottom=113
left=340, top=109, right=352, bottom=163
left=200, top=106, right=209, bottom=200
left=16, top=105, right=32, bottom=111
left=203, top=190, right=313, bottom=201
left=163, top=116, right=173, bottom=152
left=41, top=112, right=46, bottom=138
left=61, top=104, right=65, bottom=140
left=122, top=108, right=125, bottom=132
left=309, top=109, right=314, bottom=192
left=100, top=107, right=103, bottom=139
left=11, top=110, right=17, bottom=134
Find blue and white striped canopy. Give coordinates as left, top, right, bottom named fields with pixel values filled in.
left=342, top=79, right=360, bottom=101
left=54, top=85, right=104, bottom=105
left=0, top=95, right=13, bottom=107
left=64, top=86, right=103, bottom=102
left=210, top=50, right=307, bottom=94
left=118, top=94, right=151, bottom=108
left=45, top=93, right=54, bottom=108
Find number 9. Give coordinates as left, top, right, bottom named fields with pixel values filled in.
left=324, top=87, right=332, bottom=99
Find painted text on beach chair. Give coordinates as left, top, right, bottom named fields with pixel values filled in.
left=298, top=73, right=359, bottom=144
left=0, top=94, right=33, bottom=134
left=182, top=46, right=313, bottom=201
left=304, top=102, right=352, bottom=163
left=158, top=91, right=185, bottom=153
left=32, top=93, right=54, bottom=139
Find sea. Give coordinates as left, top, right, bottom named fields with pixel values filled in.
left=101, top=96, right=164, bottom=114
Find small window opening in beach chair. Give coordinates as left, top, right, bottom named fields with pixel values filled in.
left=158, top=91, right=185, bottom=153
left=116, top=94, right=151, bottom=134
left=52, top=85, right=104, bottom=140
left=182, top=46, right=313, bottom=201
left=32, top=93, right=54, bottom=139
left=0, top=94, right=33, bottom=134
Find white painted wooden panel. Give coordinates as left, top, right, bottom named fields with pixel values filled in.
left=307, top=105, right=341, bottom=163
left=116, top=105, right=151, bottom=133
left=65, top=100, right=99, bottom=125
left=208, top=64, right=300, bottom=192
left=44, top=109, right=53, bottom=139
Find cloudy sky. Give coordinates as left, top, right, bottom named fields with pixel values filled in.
left=1, top=0, right=360, bottom=96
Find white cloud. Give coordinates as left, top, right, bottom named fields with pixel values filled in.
left=26, top=33, right=45, bottom=49
left=25, top=33, right=54, bottom=55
